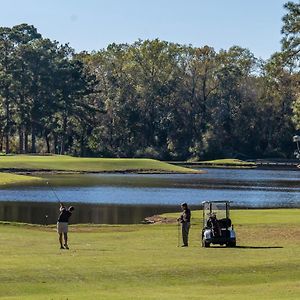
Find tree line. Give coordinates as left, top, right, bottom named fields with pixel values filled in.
left=0, top=1, right=299, bottom=160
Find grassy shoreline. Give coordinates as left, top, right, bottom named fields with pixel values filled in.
left=0, top=155, right=200, bottom=186
left=172, top=158, right=257, bottom=169
left=0, top=172, right=43, bottom=186
left=0, top=155, right=200, bottom=173
left=0, top=209, right=299, bottom=299
left=172, top=158, right=300, bottom=170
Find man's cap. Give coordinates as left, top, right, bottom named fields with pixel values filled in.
left=181, top=202, right=187, bottom=206
left=69, top=206, right=75, bottom=211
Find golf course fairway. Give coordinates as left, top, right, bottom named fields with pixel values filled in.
left=0, top=209, right=299, bottom=299
left=0, top=172, right=42, bottom=186
left=0, top=155, right=199, bottom=174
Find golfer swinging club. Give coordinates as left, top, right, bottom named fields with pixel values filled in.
left=177, top=202, right=191, bottom=247
left=57, top=202, right=75, bottom=249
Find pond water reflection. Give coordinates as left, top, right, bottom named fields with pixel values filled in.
left=0, top=202, right=180, bottom=225
left=0, top=168, right=299, bottom=224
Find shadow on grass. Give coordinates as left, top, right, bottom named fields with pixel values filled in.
left=209, top=245, right=283, bottom=249
left=235, top=245, right=283, bottom=249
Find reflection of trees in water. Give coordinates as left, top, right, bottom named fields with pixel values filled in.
left=0, top=202, right=179, bottom=225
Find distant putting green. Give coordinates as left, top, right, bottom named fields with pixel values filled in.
left=0, top=209, right=299, bottom=300
left=195, top=158, right=256, bottom=168
left=200, top=158, right=253, bottom=164
left=0, top=155, right=199, bottom=174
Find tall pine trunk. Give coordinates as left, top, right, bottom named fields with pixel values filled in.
left=45, top=133, right=50, bottom=153
left=31, top=126, right=36, bottom=153
left=4, top=93, right=10, bottom=154
left=0, top=132, right=3, bottom=152
left=24, top=131, right=29, bottom=153
left=60, top=115, right=67, bottom=155
left=19, top=126, right=24, bottom=154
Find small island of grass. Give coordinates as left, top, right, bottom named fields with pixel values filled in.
left=175, top=158, right=256, bottom=169
left=198, top=158, right=256, bottom=167
left=0, top=154, right=200, bottom=174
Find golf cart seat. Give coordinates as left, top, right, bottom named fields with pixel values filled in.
left=206, top=217, right=231, bottom=229
left=218, top=218, right=231, bottom=228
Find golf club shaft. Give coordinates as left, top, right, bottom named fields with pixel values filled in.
left=177, top=221, right=180, bottom=247
left=47, top=181, right=61, bottom=203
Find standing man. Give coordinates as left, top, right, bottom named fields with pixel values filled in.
left=57, top=203, right=75, bottom=249
left=177, top=202, right=191, bottom=247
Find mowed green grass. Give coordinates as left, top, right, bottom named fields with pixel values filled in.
left=0, top=172, right=42, bottom=186
left=0, top=155, right=198, bottom=173
left=197, top=158, right=256, bottom=167
left=0, top=209, right=299, bottom=300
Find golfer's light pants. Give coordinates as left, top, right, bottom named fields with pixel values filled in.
left=182, top=222, right=190, bottom=246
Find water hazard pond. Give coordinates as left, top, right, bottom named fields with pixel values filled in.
left=0, top=168, right=299, bottom=224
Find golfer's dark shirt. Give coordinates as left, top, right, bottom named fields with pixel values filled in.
left=181, top=208, right=191, bottom=223
left=58, top=208, right=72, bottom=223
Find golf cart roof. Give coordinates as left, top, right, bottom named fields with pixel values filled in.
left=202, top=200, right=231, bottom=204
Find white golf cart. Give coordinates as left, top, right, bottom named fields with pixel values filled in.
left=201, top=201, right=236, bottom=247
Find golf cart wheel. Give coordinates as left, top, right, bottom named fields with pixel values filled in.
left=202, top=239, right=210, bottom=247
left=226, top=241, right=236, bottom=247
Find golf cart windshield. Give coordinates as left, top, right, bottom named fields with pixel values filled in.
left=203, top=201, right=229, bottom=225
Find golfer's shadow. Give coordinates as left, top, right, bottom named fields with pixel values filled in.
left=235, top=245, right=283, bottom=249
